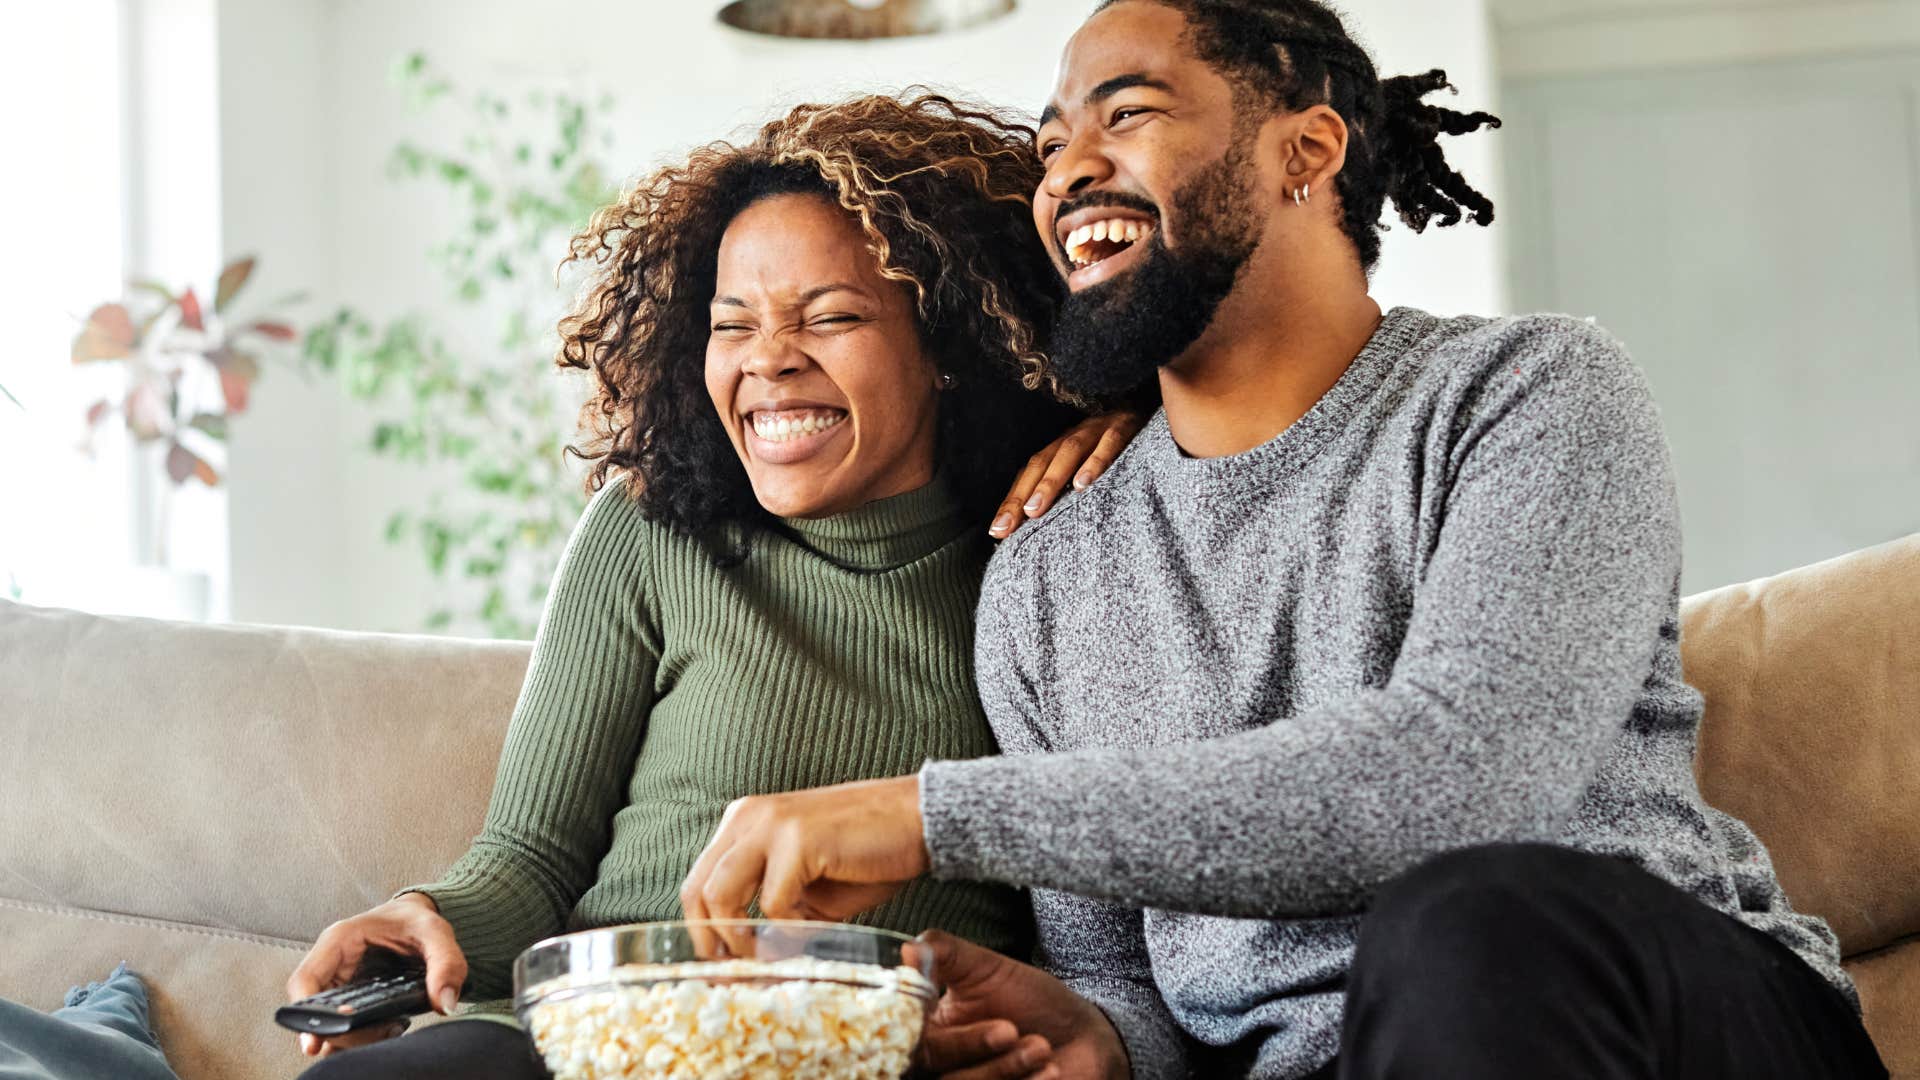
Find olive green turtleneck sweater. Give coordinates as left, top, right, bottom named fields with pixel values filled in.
left=409, top=474, right=1028, bottom=1001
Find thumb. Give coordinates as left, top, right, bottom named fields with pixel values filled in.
left=914, top=929, right=1006, bottom=992
left=411, top=916, right=468, bottom=1016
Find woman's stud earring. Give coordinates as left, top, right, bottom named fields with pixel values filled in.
left=938, top=372, right=958, bottom=391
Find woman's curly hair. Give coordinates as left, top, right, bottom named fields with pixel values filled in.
left=556, top=91, right=1077, bottom=549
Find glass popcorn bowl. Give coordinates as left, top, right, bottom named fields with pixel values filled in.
left=514, top=920, right=939, bottom=1080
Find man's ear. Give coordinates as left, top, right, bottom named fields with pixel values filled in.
left=1284, top=104, right=1350, bottom=196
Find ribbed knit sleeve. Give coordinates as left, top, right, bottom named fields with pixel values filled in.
left=403, top=476, right=660, bottom=1000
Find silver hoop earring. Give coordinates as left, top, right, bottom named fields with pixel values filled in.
left=1293, top=188, right=1303, bottom=207
left=1303, top=183, right=1312, bottom=204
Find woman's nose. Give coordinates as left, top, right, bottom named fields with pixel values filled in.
left=740, top=333, right=809, bottom=380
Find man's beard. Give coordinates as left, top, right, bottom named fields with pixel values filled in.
left=1045, top=140, right=1265, bottom=402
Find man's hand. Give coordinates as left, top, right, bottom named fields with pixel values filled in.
left=914, top=930, right=1129, bottom=1080
left=680, top=775, right=928, bottom=934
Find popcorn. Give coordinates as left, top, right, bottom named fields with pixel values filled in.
left=524, top=956, right=933, bottom=1080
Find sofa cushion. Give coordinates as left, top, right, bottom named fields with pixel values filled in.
left=1851, top=940, right=1920, bottom=1079
left=1679, top=533, right=1920, bottom=958
left=0, top=600, right=529, bottom=944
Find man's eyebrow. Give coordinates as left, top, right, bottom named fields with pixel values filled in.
left=1038, top=73, right=1176, bottom=131
left=711, top=284, right=865, bottom=308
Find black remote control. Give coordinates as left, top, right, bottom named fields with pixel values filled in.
left=276, top=952, right=433, bottom=1037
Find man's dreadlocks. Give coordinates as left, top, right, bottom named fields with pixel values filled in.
left=1099, top=0, right=1502, bottom=272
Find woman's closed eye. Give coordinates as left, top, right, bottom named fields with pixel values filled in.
left=807, top=314, right=864, bottom=331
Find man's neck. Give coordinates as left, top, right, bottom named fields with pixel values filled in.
left=1158, top=266, right=1383, bottom=459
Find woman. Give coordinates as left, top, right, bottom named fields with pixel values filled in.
left=286, top=92, right=1135, bottom=1077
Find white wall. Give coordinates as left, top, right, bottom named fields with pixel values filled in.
left=1499, top=4, right=1920, bottom=590
left=1492, top=0, right=1920, bottom=79
left=217, top=0, right=1501, bottom=634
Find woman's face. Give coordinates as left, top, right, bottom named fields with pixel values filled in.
left=706, top=193, right=942, bottom=519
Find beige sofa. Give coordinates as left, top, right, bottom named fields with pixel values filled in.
left=1, top=536, right=1915, bottom=1080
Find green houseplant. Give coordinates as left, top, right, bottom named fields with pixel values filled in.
left=68, top=256, right=301, bottom=564
left=303, top=53, right=620, bottom=638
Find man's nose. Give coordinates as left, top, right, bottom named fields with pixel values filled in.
left=1042, top=136, right=1114, bottom=201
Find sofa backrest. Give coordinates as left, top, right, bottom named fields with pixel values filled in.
left=0, top=599, right=530, bottom=1079
left=1680, top=534, right=1920, bottom=958
left=1681, top=533, right=1920, bottom=1077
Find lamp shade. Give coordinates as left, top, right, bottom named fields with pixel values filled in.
left=717, top=0, right=1017, bottom=40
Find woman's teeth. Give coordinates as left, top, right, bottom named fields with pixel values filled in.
left=1065, top=218, right=1153, bottom=268
left=751, top=409, right=847, bottom=443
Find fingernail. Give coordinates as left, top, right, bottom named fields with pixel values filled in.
left=1023, top=494, right=1043, bottom=514
left=1073, top=472, right=1092, bottom=490
left=990, top=513, right=1013, bottom=535
left=438, top=988, right=458, bottom=1015
left=300, top=1034, right=316, bottom=1055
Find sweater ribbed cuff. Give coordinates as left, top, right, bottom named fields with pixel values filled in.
left=399, top=860, right=568, bottom=1001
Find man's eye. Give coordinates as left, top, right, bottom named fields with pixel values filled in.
left=1112, top=107, right=1150, bottom=125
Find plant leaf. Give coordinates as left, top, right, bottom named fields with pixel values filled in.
left=85, top=399, right=112, bottom=427
left=215, top=256, right=256, bottom=313
left=125, top=382, right=169, bottom=439
left=130, top=279, right=175, bottom=304
left=216, top=255, right=255, bottom=311
left=71, top=304, right=137, bottom=363
left=178, top=288, right=205, bottom=332
left=165, top=441, right=195, bottom=483
left=188, top=413, right=228, bottom=440
left=219, top=367, right=252, bottom=414
left=246, top=321, right=297, bottom=341
left=165, top=442, right=220, bottom=486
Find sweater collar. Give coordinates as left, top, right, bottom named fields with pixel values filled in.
left=777, top=475, right=965, bottom=571
left=1144, top=306, right=1431, bottom=484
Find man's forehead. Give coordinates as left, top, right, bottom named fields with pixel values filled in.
left=1044, top=2, right=1197, bottom=119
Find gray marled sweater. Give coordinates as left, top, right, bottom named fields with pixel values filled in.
left=917, top=307, right=1854, bottom=1079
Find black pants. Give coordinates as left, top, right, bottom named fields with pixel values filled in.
left=295, top=1019, right=550, bottom=1079
left=1312, top=843, right=1887, bottom=1080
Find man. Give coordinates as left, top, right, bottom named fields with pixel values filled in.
left=680, top=1, right=1888, bottom=1076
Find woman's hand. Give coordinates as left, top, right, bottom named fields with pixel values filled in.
left=990, top=411, right=1145, bottom=539
left=284, top=892, right=467, bottom=1059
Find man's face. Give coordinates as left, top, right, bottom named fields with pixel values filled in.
left=1033, top=0, right=1273, bottom=400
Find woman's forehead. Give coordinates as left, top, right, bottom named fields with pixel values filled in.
left=715, top=196, right=889, bottom=301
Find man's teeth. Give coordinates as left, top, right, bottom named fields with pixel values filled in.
left=1065, top=218, right=1153, bottom=268
left=751, top=410, right=847, bottom=443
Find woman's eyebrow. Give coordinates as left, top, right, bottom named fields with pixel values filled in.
left=711, top=283, right=866, bottom=308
